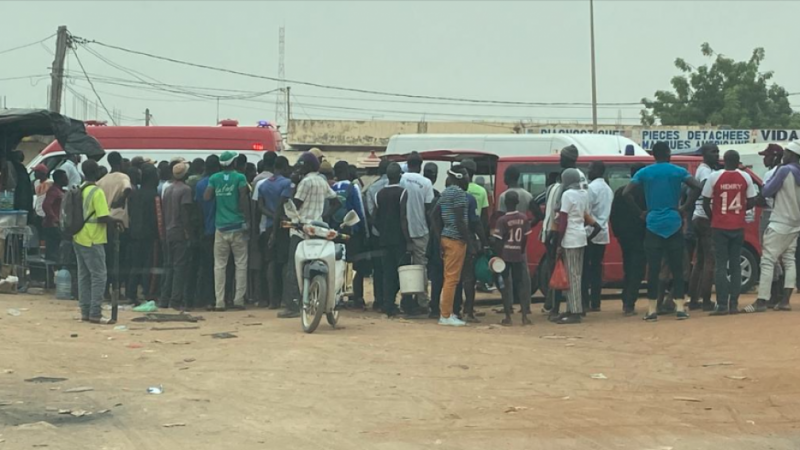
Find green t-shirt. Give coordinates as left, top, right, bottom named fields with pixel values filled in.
left=467, top=182, right=489, bottom=216
left=208, top=170, right=248, bottom=229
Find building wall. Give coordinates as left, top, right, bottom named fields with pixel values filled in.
left=288, top=119, right=800, bottom=152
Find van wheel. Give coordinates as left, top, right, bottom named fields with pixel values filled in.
left=737, top=247, right=759, bottom=293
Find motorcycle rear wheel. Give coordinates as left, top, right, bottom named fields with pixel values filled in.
left=326, top=310, right=339, bottom=327
left=302, top=275, right=327, bottom=334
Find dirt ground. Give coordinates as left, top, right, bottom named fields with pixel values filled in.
left=2, top=288, right=800, bottom=450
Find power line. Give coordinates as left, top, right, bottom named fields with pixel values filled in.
left=0, top=33, right=56, bottom=56
left=73, top=35, right=644, bottom=107
left=282, top=100, right=642, bottom=121
left=0, top=74, right=49, bottom=81
left=71, top=47, right=118, bottom=125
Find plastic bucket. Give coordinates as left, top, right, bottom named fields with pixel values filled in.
left=489, top=257, right=506, bottom=274
left=398, top=264, right=425, bottom=294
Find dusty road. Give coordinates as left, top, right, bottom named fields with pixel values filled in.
left=1, top=291, right=800, bottom=450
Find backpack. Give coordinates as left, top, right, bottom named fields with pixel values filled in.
left=60, top=184, right=99, bottom=238
left=331, top=182, right=355, bottom=227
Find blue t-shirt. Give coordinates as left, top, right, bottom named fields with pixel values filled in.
left=195, top=176, right=216, bottom=236
left=258, top=174, right=293, bottom=230
left=631, top=162, right=691, bottom=238
left=332, top=181, right=366, bottom=233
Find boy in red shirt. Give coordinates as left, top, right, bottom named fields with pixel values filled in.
left=491, top=191, right=533, bottom=326
left=701, top=150, right=757, bottom=315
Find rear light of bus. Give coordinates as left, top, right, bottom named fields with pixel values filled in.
left=252, top=143, right=264, bottom=151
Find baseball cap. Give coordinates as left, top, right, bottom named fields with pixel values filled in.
left=785, top=140, right=800, bottom=156
left=33, top=164, right=48, bottom=174
left=219, top=151, right=238, bottom=167
left=758, top=143, right=784, bottom=157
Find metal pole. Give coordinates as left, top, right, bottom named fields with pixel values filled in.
left=145, top=108, right=150, bottom=126
left=286, top=86, right=291, bottom=136
left=590, top=0, right=598, bottom=132
left=111, top=226, right=120, bottom=323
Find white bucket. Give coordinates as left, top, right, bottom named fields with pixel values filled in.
left=398, top=265, right=425, bottom=294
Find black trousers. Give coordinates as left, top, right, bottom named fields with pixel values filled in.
left=502, top=259, right=532, bottom=316
left=428, top=257, right=443, bottom=316
left=196, top=234, right=216, bottom=307
left=369, top=235, right=385, bottom=308
left=645, top=230, right=685, bottom=301
left=183, top=239, right=203, bottom=306
left=160, top=238, right=189, bottom=308
left=282, top=235, right=303, bottom=312
left=381, top=244, right=406, bottom=313
left=581, top=242, right=606, bottom=310
left=42, top=227, right=62, bottom=262
left=712, top=228, right=744, bottom=309
left=619, top=237, right=645, bottom=310
left=543, top=235, right=565, bottom=312
left=127, top=238, right=155, bottom=302
left=454, top=253, right=476, bottom=316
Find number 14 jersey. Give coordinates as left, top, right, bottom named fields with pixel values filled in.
left=701, top=169, right=757, bottom=230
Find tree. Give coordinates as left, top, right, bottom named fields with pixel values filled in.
left=641, top=43, right=800, bottom=128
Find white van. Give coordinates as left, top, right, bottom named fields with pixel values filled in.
left=385, top=133, right=648, bottom=158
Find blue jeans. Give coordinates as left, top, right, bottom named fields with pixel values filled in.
left=712, top=228, right=744, bottom=309
left=74, top=242, right=107, bottom=319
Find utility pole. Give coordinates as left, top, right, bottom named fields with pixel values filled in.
left=274, top=26, right=287, bottom=129
left=589, top=0, right=598, bottom=132
left=145, top=108, right=151, bottom=126
left=285, top=86, right=291, bottom=136
left=49, top=26, right=69, bottom=113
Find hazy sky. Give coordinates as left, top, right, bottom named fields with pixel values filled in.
left=1, top=1, right=798, bottom=127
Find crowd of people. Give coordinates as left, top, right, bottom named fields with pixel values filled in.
left=7, top=138, right=800, bottom=327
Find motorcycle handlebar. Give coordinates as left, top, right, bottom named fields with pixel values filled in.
left=280, top=221, right=350, bottom=241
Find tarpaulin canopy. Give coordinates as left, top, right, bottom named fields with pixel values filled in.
left=0, top=109, right=104, bottom=159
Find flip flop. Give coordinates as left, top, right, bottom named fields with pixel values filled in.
left=742, top=303, right=766, bottom=313
left=774, top=304, right=792, bottom=312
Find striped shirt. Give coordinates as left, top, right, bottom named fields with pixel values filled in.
left=440, top=185, right=468, bottom=241
left=294, top=171, right=337, bottom=224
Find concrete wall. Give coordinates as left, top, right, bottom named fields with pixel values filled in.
left=288, top=119, right=800, bottom=152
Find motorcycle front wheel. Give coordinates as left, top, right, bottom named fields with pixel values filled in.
left=302, top=274, right=327, bottom=334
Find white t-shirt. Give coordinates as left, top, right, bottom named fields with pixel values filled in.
left=585, top=178, right=613, bottom=245
left=560, top=189, right=590, bottom=249
left=399, top=172, right=434, bottom=239
left=693, top=163, right=713, bottom=219
left=542, top=168, right=588, bottom=243
left=61, top=159, right=82, bottom=189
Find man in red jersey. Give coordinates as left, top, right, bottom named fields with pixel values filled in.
left=701, top=150, right=757, bottom=315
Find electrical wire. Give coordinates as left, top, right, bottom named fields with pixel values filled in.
left=72, top=35, right=644, bottom=107
left=0, top=33, right=56, bottom=56
left=0, top=74, right=49, bottom=81
left=70, top=47, right=118, bottom=125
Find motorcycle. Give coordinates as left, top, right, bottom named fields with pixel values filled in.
left=283, top=202, right=360, bottom=333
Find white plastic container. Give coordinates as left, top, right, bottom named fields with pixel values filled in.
left=398, top=265, right=425, bottom=294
